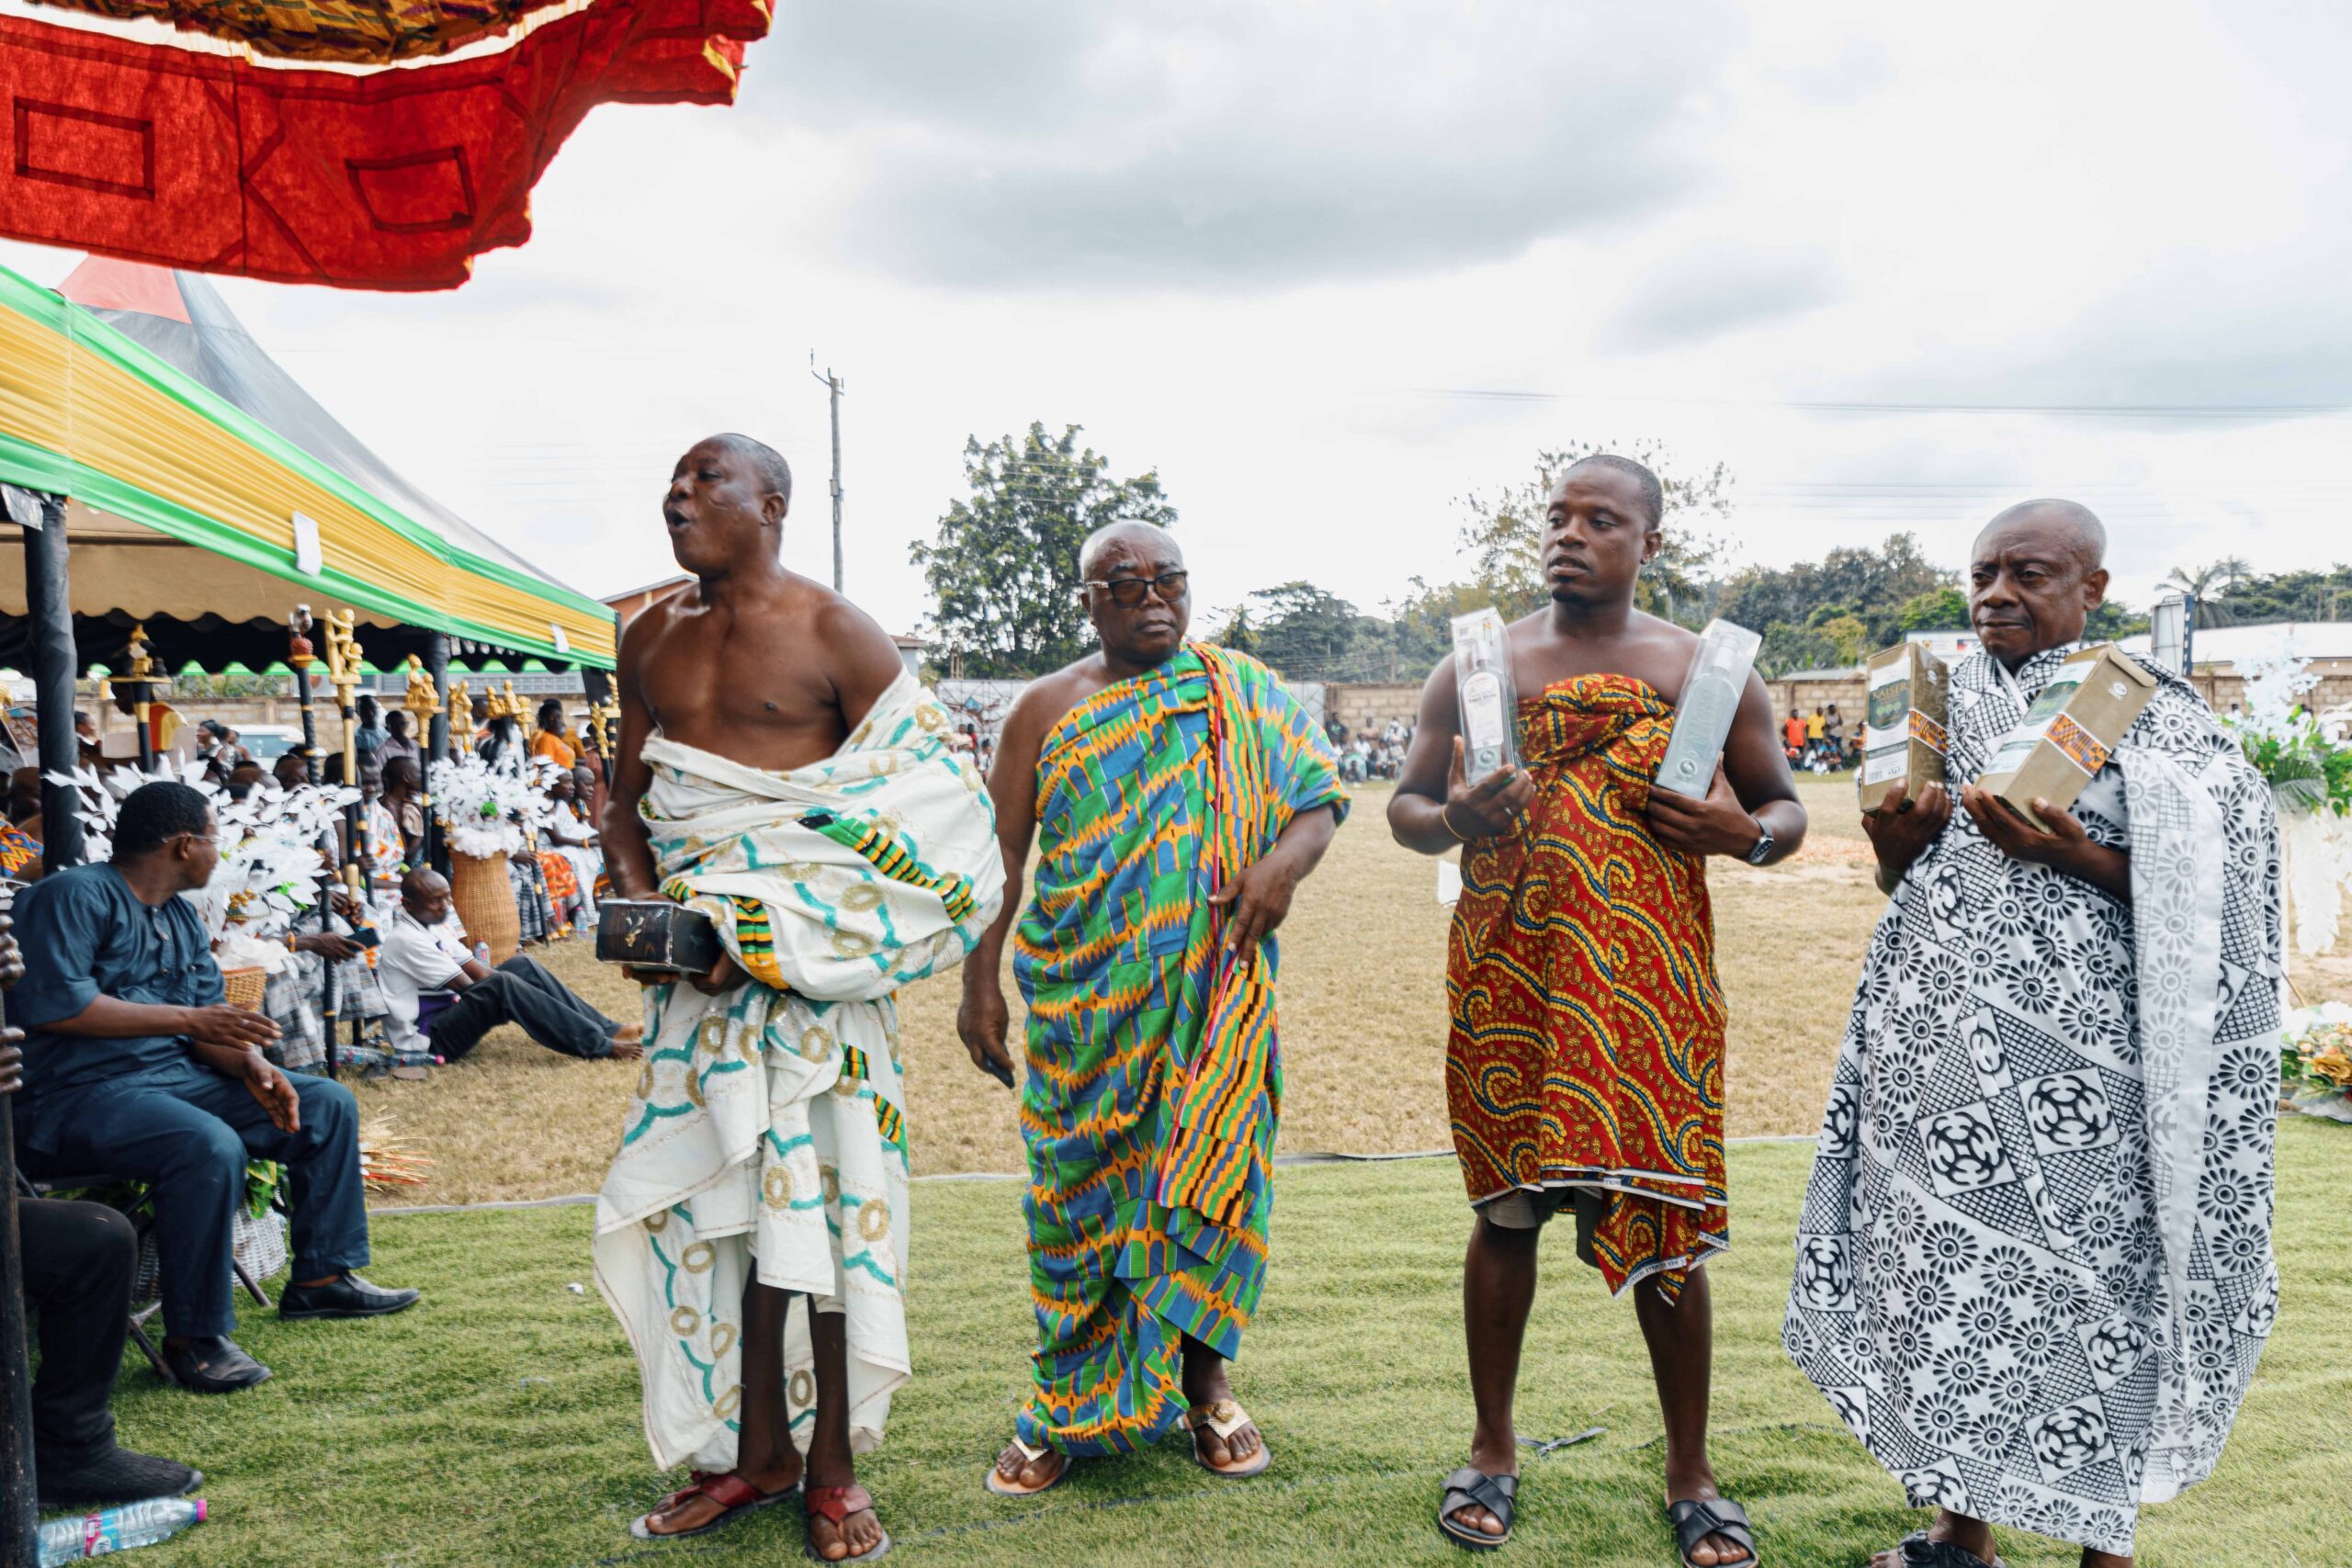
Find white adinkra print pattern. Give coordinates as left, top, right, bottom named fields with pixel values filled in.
left=1783, top=645, right=2283, bottom=1557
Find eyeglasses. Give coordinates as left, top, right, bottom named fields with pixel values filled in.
left=1080, top=570, right=1189, bottom=609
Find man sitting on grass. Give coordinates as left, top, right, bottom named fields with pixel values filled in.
left=377, top=867, right=641, bottom=1064
left=7, top=780, right=419, bottom=1394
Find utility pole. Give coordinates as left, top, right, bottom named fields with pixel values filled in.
left=809, top=354, right=844, bottom=591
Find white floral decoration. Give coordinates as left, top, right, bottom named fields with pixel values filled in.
left=48, top=761, right=357, bottom=939
left=429, top=754, right=554, bottom=859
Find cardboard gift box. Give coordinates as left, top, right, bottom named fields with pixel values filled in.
left=1975, top=643, right=2158, bottom=830
left=1857, top=641, right=1951, bottom=815
left=595, top=899, right=724, bottom=974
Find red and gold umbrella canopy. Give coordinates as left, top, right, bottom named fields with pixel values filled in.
left=0, top=0, right=771, bottom=289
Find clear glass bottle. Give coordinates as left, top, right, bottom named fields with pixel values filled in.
left=1655, top=619, right=1761, bottom=798
left=1451, top=607, right=1521, bottom=786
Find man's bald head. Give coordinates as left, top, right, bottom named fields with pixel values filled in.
left=400, top=865, right=454, bottom=925
left=1079, top=520, right=1182, bottom=580
left=705, top=433, right=791, bottom=508
left=1969, top=498, right=2111, bottom=669
left=1977, top=498, right=2106, bottom=572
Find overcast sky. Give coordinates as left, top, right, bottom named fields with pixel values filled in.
left=7, top=0, right=2349, bottom=639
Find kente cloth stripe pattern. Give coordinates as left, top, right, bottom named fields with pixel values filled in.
left=1012, top=643, right=1345, bottom=1456
left=1448, top=673, right=1728, bottom=1300
left=799, top=810, right=981, bottom=924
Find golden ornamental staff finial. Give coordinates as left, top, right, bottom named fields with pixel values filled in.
left=447, top=678, right=474, bottom=746
left=402, top=654, right=438, bottom=716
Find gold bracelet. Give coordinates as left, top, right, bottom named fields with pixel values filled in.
left=1440, top=802, right=1472, bottom=842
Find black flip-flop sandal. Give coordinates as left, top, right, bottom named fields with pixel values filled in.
left=1668, top=1496, right=1758, bottom=1567
left=1891, top=1533, right=2006, bottom=1568
left=1438, top=1466, right=1518, bottom=1551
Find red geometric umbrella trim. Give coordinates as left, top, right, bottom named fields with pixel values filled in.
left=0, top=0, right=772, bottom=291
left=24, top=0, right=577, bottom=66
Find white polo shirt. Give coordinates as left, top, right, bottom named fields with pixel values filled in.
left=379, top=908, right=474, bottom=1053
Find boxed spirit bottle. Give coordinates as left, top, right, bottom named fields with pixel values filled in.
left=1857, top=641, right=1950, bottom=815
left=1976, top=643, right=2158, bottom=830
left=1451, top=607, right=1521, bottom=786
left=1656, top=619, right=1761, bottom=798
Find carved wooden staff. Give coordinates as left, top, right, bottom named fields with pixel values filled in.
left=123, top=622, right=157, bottom=772
left=288, top=606, right=320, bottom=784
left=322, top=611, right=369, bottom=1077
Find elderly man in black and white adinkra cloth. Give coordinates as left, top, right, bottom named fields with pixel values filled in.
left=1782, top=500, right=2282, bottom=1568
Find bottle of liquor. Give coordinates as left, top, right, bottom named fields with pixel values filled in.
left=1656, top=620, right=1761, bottom=799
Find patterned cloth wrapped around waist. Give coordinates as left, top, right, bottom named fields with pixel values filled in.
left=1447, top=674, right=1726, bottom=1290
left=640, top=676, right=1003, bottom=999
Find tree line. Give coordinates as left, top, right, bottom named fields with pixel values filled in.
left=911, top=423, right=2166, bottom=684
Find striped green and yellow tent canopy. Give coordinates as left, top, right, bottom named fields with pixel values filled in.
left=0, top=256, right=616, bottom=675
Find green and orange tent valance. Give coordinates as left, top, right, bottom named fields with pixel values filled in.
left=0, top=257, right=616, bottom=673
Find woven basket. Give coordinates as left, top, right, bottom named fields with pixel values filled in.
left=220, top=965, right=267, bottom=1011
left=133, top=1207, right=286, bottom=1303
left=449, top=850, right=519, bottom=964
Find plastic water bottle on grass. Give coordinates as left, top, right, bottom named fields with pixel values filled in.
left=38, top=1497, right=205, bottom=1563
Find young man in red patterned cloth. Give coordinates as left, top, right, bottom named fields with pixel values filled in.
left=1390, top=454, right=1805, bottom=1565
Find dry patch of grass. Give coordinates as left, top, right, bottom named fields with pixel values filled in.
left=357, top=773, right=2335, bottom=1206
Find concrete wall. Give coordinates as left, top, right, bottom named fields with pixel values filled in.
left=1325, top=682, right=1421, bottom=737
left=1769, top=675, right=1866, bottom=726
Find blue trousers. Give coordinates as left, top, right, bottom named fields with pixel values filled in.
left=21, top=1062, right=370, bottom=1338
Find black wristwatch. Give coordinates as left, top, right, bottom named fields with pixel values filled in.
left=1746, top=818, right=1774, bottom=865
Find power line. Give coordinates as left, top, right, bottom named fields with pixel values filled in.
left=1410, top=387, right=2352, bottom=421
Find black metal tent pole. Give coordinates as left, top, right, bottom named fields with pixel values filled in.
left=424, top=632, right=449, bottom=874
left=4, top=488, right=81, bottom=1567
left=581, top=664, right=616, bottom=786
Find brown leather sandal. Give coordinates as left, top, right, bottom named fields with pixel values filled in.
left=1189, top=1399, right=1273, bottom=1479
left=805, top=1483, right=890, bottom=1562
left=628, top=1470, right=797, bottom=1540
left=984, top=1435, right=1073, bottom=1497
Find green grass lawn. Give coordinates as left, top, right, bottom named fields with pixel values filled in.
left=73, top=1121, right=2346, bottom=1568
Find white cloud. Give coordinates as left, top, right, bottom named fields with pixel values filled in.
left=2, top=0, right=2345, bottom=644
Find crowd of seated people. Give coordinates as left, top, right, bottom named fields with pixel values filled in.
left=6, top=707, right=632, bottom=1505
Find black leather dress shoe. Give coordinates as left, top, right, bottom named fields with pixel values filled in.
left=277, top=1272, right=421, bottom=1320
left=161, top=1336, right=272, bottom=1393
left=38, top=1445, right=202, bottom=1506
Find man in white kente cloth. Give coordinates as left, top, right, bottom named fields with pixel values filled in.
left=1784, top=500, right=2282, bottom=1568
left=594, top=434, right=1002, bottom=1562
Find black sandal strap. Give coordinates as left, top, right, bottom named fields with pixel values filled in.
left=1439, top=1467, right=1518, bottom=1532
left=1898, top=1533, right=2002, bottom=1568
left=1670, top=1497, right=1756, bottom=1561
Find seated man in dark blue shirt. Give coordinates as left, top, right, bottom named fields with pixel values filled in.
left=5, top=913, right=201, bottom=1504
left=8, top=781, right=419, bottom=1393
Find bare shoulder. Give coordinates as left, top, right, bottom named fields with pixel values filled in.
left=1003, top=657, right=1108, bottom=750
left=616, top=585, right=691, bottom=672
left=806, top=581, right=900, bottom=658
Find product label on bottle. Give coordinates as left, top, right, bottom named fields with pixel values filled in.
left=1462, top=671, right=1505, bottom=752
left=1987, top=722, right=2048, bottom=773
left=1861, top=744, right=1909, bottom=785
